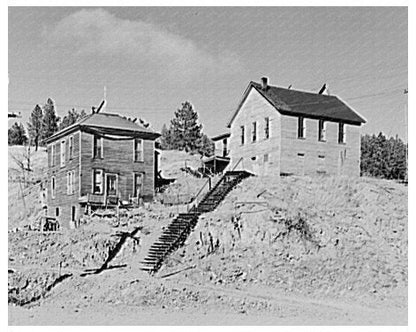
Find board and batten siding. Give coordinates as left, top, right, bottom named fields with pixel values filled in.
left=47, top=130, right=81, bottom=228
left=228, top=87, right=281, bottom=176
left=80, top=131, right=155, bottom=201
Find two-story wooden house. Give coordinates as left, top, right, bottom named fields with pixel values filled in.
left=217, top=77, right=366, bottom=177
left=44, top=112, right=160, bottom=228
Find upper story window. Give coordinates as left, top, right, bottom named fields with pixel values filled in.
left=338, top=123, right=346, bottom=144
left=318, top=120, right=326, bottom=142
left=240, top=126, right=245, bottom=145
left=60, top=140, right=66, bottom=167
left=264, top=117, right=270, bottom=139
left=134, top=139, right=144, bottom=162
left=93, top=169, right=103, bottom=194
left=252, top=121, right=257, bottom=142
left=93, top=135, right=103, bottom=159
left=298, top=117, right=305, bottom=139
left=69, top=135, right=74, bottom=160
left=50, top=144, right=56, bottom=167
left=51, top=176, right=56, bottom=199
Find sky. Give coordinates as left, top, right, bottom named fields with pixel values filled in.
left=8, top=6, right=408, bottom=140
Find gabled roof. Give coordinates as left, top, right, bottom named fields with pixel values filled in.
left=227, top=81, right=366, bottom=127
left=45, top=112, right=160, bottom=143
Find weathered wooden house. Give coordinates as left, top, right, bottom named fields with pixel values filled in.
left=44, top=112, right=160, bottom=228
left=211, top=77, right=366, bottom=176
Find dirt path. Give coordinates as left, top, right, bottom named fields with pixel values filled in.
left=8, top=264, right=407, bottom=325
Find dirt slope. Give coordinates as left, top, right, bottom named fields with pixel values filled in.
left=8, top=146, right=408, bottom=325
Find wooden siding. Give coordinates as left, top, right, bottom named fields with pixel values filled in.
left=228, top=88, right=281, bottom=176
left=280, top=116, right=361, bottom=176
left=228, top=86, right=362, bottom=177
left=79, top=131, right=155, bottom=202
left=46, top=131, right=81, bottom=228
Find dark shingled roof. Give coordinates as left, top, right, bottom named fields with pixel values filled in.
left=45, top=112, right=160, bottom=143
left=227, top=81, right=366, bottom=127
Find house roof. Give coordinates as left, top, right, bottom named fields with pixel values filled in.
left=227, top=81, right=366, bottom=127
left=45, top=112, right=160, bottom=143
left=211, top=132, right=231, bottom=141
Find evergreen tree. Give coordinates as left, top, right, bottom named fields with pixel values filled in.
left=59, top=108, right=87, bottom=130
left=361, top=132, right=407, bottom=180
left=159, top=123, right=173, bottom=150
left=169, top=101, right=203, bottom=152
left=27, top=104, right=43, bottom=151
left=8, top=122, right=28, bottom=146
left=197, top=133, right=214, bottom=157
left=41, top=98, right=60, bottom=142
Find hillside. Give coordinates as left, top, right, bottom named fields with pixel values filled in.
left=8, top=146, right=408, bottom=325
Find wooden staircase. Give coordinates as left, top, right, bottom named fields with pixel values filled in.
left=140, top=170, right=251, bottom=273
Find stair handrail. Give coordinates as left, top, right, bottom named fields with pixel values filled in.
left=229, top=157, right=244, bottom=172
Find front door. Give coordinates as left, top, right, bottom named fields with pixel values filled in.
left=105, top=174, right=118, bottom=197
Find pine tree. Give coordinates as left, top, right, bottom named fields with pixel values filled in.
left=41, top=98, right=60, bottom=143
left=169, top=101, right=203, bottom=152
left=59, top=108, right=87, bottom=130
left=8, top=122, right=28, bottom=146
left=160, top=123, right=173, bottom=150
left=197, top=133, right=214, bottom=157
left=27, top=104, right=43, bottom=151
left=360, top=132, right=407, bottom=180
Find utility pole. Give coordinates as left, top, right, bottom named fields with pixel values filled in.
left=404, top=88, right=408, bottom=182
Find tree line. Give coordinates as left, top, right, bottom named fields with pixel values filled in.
left=360, top=132, right=407, bottom=181
left=8, top=98, right=86, bottom=150
left=8, top=99, right=214, bottom=157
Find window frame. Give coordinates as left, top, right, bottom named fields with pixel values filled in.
left=298, top=117, right=306, bottom=139
left=69, top=135, right=74, bottom=160
left=92, top=169, right=104, bottom=194
left=92, top=135, right=103, bottom=159
left=60, top=139, right=66, bottom=167
left=51, top=176, right=56, bottom=199
left=133, top=173, right=144, bottom=198
left=338, top=122, right=346, bottom=144
left=264, top=117, right=270, bottom=139
left=318, top=120, right=326, bottom=142
left=240, top=125, right=245, bottom=145
left=134, top=138, right=144, bottom=162
left=50, top=144, right=56, bottom=167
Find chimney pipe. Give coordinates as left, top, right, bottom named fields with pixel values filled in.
left=261, top=77, right=269, bottom=90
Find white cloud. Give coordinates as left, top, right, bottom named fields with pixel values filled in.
left=44, top=9, right=241, bottom=76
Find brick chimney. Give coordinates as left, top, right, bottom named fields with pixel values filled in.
left=261, top=76, right=269, bottom=90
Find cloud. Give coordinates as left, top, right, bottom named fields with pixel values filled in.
left=44, top=9, right=241, bottom=76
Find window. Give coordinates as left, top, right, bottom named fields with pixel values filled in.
left=263, top=153, right=269, bottom=163
left=93, top=169, right=103, bottom=194
left=240, top=126, right=245, bottom=145
left=252, top=122, right=257, bottom=142
left=50, top=144, right=56, bottom=167
left=298, top=117, right=305, bottom=139
left=264, top=117, right=270, bottom=139
left=134, top=139, right=144, bottom=162
left=134, top=173, right=144, bottom=198
left=93, top=135, right=103, bottom=159
left=51, top=176, right=56, bottom=199
left=55, top=207, right=60, bottom=217
left=69, top=136, right=74, bottom=159
left=106, top=174, right=117, bottom=196
left=338, top=123, right=345, bottom=143
left=71, top=206, right=76, bottom=222
left=318, top=120, right=326, bottom=141
left=60, top=140, right=66, bottom=167
left=67, top=171, right=75, bottom=195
